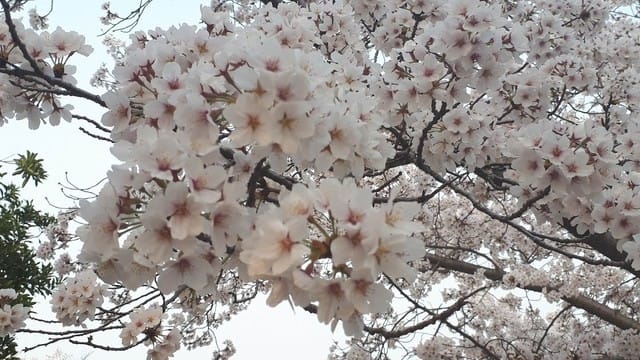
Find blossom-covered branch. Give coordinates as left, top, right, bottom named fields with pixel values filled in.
left=2, top=0, right=640, bottom=359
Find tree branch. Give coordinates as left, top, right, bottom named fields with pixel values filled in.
left=364, top=286, right=488, bottom=339
left=424, top=253, right=640, bottom=331
left=0, top=0, right=106, bottom=107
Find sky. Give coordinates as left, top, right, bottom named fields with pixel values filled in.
left=2, top=1, right=344, bottom=359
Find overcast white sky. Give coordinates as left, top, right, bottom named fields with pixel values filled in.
left=3, top=1, right=344, bottom=359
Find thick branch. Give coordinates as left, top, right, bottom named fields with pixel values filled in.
left=583, top=231, right=627, bottom=262
left=560, top=218, right=637, bottom=275
left=425, top=253, right=640, bottom=331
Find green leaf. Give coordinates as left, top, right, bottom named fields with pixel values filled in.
left=11, top=151, right=47, bottom=187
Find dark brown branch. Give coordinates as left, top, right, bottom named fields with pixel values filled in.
left=0, top=0, right=106, bottom=107
left=371, top=172, right=402, bottom=193
left=78, top=127, right=114, bottom=143
left=424, top=253, right=640, bottom=331
left=535, top=305, right=571, bottom=354
left=413, top=158, right=632, bottom=270
left=17, top=325, right=122, bottom=336
left=219, top=146, right=295, bottom=190
left=583, top=231, right=627, bottom=262
left=69, top=336, right=146, bottom=351
left=99, top=0, right=154, bottom=36
left=364, top=286, right=488, bottom=339
left=246, top=157, right=267, bottom=208
left=19, top=324, right=124, bottom=352
left=372, top=181, right=449, bottom=204
left=365, top=150, right=413, bottom=177
left=1, top=0, right=43, bottom=76
left=503, top=186, right=551, bottom=221
left=73, top=114, right=111, bottom=133
left=442, top=319, right=501, bottom=360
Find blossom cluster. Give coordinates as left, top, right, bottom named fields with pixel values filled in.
left=414, top=337, right=459, bottom=359
left=243, top=180, right=425, bottom=334
left=360, top=0, right=640, bottom=269
left=36, top=210, right=76, bottom=266
left=0, top=17, right=93, bottom=128
left=118, top=304, right=182, bottom=360
left=0, top=289, right=29, bottom=337
left=55, top=0, right=428, bottom=338
left=147, top=328, right=181, bottom=360
left=49, top=270, right=109, bottom=325
left=120, top=306, right=164, bottom=346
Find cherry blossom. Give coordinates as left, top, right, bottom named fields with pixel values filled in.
left=4, top=0, right=640, bottom=358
